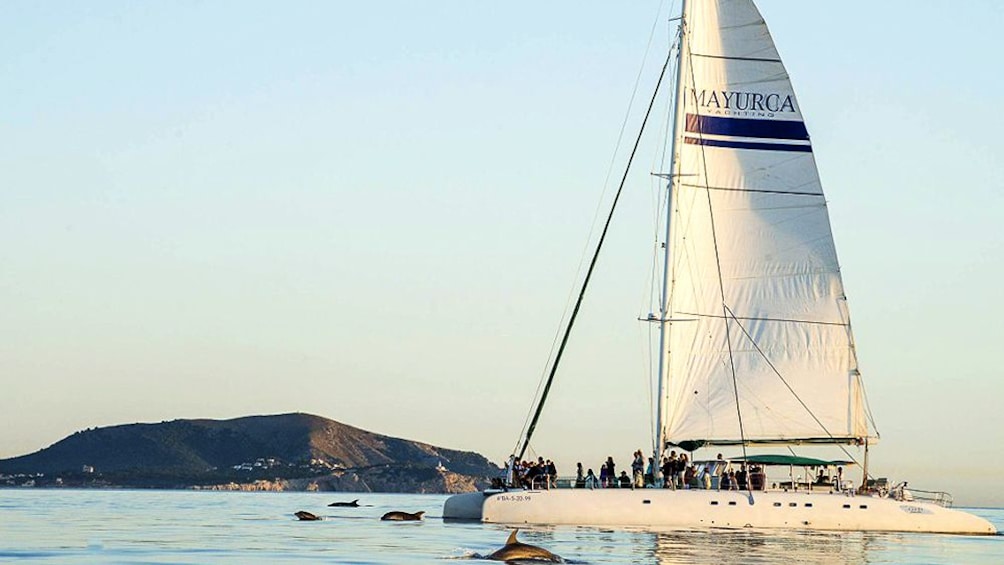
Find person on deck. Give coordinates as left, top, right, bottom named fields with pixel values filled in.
left=721, top=469, right=733, bottom=490
left=661, top=455, right=675, bottom=489
left=736, top=464, right=748, bottom=490
left=585, top=468, right=599, bottom=489
left=525, top=460, right=541, bottom=488
left=677, top=454, right=689, bottom=489
left=631, top=450, right=644, bottom=488
left=714, top=453, right=726, bottom=490
left=835, top=466, right=848, bottom=492
left=750, top=465, right=765, bottom=490
left=505, top=454, right=516, bottom=487
left=512, top=459, right=524, bottom=488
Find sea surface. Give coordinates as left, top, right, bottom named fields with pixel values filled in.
left=0, top=489, right=1001, bottom=564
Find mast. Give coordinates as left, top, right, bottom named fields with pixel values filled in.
left=654, top=0, right=689, bottom=480
left=860, top=437, right=870, bottom=493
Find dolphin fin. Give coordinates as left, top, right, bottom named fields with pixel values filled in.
left=506, top=529, right=519, bottom=545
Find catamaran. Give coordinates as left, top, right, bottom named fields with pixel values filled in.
left=444, top=0, right=996, bottom=535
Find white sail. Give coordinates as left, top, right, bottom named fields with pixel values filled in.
left=445, top=0, right=998, bottom=536
left=662, top=0, right=872, bottom=446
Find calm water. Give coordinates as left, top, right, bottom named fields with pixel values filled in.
left=0, top=490, right=1001, bottom=564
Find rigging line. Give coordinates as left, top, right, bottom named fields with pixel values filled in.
left=675, top=312, right=849, bottom=327
left=722, top=303, right=863, bottom=467
left=643, top=141, right=665, bottom=456
left=690, top=53, right=782, bottom=63
left=645, top=175, right=677, bottom=457
left=641, top=316, right=656, bottom=453
left=677, top=184, right=823, bottom=197
left=516, top=46, right=676, bottom=462
left=513, top=339, right=560, bottom=456
left=646, top=37, right=680, bottom=459
left=514, top=332, right=560, bottom=456
left=680, top=24, right=753, bottom=488
left=643, top=180, right=667, bottom=454
left=589, top=0, right=669, bottom=257
left=644, top=173, right=667, bottom=451
left=514, top=0, right=671, bottom=457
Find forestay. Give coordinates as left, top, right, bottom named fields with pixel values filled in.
left=662, top=0, right=873, bottom=447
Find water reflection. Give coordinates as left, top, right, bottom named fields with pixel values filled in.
left=648, top=529, right=870, bottom=564
left=0, top=491, right=999, bottom=564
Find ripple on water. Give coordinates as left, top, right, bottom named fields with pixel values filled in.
left=0, top=491, right=1001, bottom=564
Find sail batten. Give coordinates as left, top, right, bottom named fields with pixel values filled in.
left=662, top=0, right=873, bottom=446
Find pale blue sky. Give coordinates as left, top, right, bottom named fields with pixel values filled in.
left=2, top=1, right=1002, bottom=505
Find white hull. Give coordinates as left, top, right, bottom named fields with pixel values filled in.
left=444, top=489, right=996, bottom=535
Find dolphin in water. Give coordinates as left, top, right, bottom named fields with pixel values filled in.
left=293, top=511, right=322, bottom=521
left=486, top=529, right=562, bottom=562
left=328, top=499, right=361, bottom=507
left=380, top=510, right=425, bottom=521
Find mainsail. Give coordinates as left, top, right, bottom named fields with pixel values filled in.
left=661, top=0, right=874, bottom=447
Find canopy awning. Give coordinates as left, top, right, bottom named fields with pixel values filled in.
left=726, top=454, right=855, bottom=467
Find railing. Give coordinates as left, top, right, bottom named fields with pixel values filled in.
left=558, top=475, right=651, bottom=489
left=504, top=475, right=635, bottom=490
left=497, top=474, right=955, bottom=507
left=891, top=482, right=953, bottom=508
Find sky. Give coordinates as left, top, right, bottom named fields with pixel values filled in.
left=2, top=1, right=1003, bottom=506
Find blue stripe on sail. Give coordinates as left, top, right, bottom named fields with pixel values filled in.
left=684, top=137, right=813, bottom=153
left=685, top=114, right=809, bottom=141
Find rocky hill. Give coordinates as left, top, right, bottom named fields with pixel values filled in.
left=0, top=413, right=500, bottom=492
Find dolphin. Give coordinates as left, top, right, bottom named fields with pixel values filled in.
left=486, top=529, right=562, bottom=562
left=293, top=510, right=322, bottom=521
left=380, top=510, right=425, bottom=521
left=328, top=499, right=361, bottom=507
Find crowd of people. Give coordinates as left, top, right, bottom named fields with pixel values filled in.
left=502, top=450, right=772, bottom=491
left=501, top=456, right=559, bottom=489
left=656, top=451, right=766, bottom=491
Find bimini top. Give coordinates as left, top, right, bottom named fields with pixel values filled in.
left=727, top=454, right=855, bottom=467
